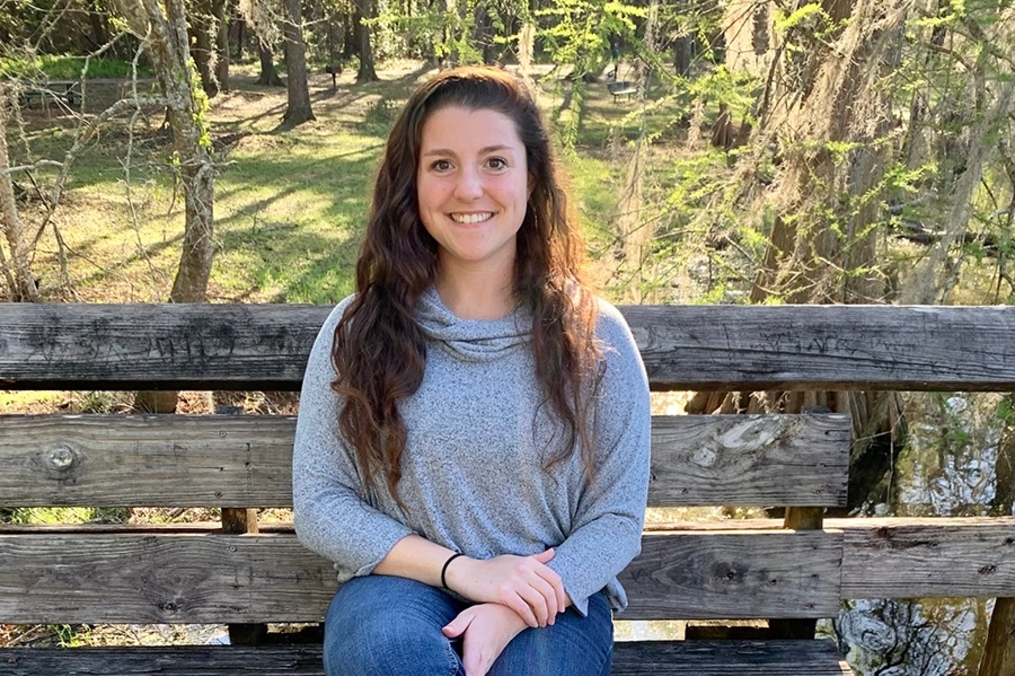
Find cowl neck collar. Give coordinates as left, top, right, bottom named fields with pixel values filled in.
left=415, top=287, right=531, bottom=361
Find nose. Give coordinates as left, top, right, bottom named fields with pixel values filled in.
left=453, top=166, right=483, bottom=200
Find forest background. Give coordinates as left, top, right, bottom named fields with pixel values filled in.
left=1, top=0, right=1014, bottom=674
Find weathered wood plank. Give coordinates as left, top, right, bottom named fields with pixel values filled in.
left=0, top=413, right=849, bottom=508
left=0, top=304, right=328, bottom=391
left=0, top=528, right=842, bottom=623
left=2, top=519, right=1008, bottom=624
left=2, top=518, right=1009, bottom=619
left=0, top=530, right=334, bottom=624
left=769, top=504, right=826, bottom=640
left=834, top=517, right=1015, bottom=598
left=649, top=413, right=849, bottom=507
left=612, top=640, right=853, bottom=675
left=623, top=304, right=1015, bottom=391
left=0, top=641, right=854, bottom=676
left=2, top=304, right=1015, bottom=390
left=0, top=414, right=299, bottom=508
left=0, top=645, right=327, bottom=676
left=619, top=529, right=843, bottom=620
left=643, top=517, right=1015, bottom=598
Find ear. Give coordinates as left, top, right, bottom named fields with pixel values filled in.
left=527, top=173, right=535, bottom=196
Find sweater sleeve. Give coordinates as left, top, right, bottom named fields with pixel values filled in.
left=546, top=301, right=651, bottom=616
left=292, top=298, right=413, bottom=580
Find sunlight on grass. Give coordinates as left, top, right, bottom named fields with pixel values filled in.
left=17, top=61, right=690, bottom=306
left=6, top=507, right=96, bottom=525
left=0, top=391, right=64, bottom=409
left=29, top=123, right=384, bottom=302
left=0, top=54, right=154, bottom=79
left=568, top=151, right=621, bottom=249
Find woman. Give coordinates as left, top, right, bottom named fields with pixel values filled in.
left=293, top=66, right=650, bottom=676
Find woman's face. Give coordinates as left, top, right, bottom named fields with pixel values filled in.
left=416, top=105, right=532, bottom=277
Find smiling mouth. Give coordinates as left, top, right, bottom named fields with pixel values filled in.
left=450, top=212, right=494, bottom=224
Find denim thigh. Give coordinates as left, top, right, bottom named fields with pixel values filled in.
left=323, top=575, right=465, bottom=676
left=487, top=591, right=614, bottom=676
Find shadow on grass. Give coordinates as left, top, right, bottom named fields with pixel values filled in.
left=213, top=145, right=381, bottom=303
left=28, top=63, right=689, bottom=304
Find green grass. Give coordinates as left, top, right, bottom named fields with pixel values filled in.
left=0, top=54, right=154, bottom=80
left=0, top=391, right=64, bottom=408
left=567, top=151, right=622, bottom=253
left=2, top=507, right=125, bottom=525
left=11, top=60, right=692, bottom=306
left=211, top=129, right=384, bottom=304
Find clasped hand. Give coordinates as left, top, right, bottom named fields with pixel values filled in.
left=442, top=602, right=528, bottom=676
left=444, top=548, right=566, bottom=628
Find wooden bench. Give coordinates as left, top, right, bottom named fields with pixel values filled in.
left=607, top=80, right=637, bottom=102
left=2, top=303, right=1014, bottom=675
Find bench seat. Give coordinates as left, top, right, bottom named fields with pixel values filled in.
left=1, top=640, right=852, bottom=675
left=607, top=80, right=637, bottom=101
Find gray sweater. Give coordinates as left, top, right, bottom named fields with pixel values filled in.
left=292, top=288, right=651, bottom=615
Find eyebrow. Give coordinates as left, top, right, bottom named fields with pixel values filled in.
left=421, top=144, right=519, bottom=157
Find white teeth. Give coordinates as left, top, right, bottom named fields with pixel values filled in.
left=451, top=212, right=493, bottom=224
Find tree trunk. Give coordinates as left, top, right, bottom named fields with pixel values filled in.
left=688, top=7, right=911, bottom=624
left=213, top=0, right=230, bottom=92
left=980, top=598, right=1015, bottom=676
left=980, top=396, right=1015, bottom=675
left=111, top=0, right=216, bottom=303
left=996, top=396, right=1015, bottom=515
left=233, top=12, right=246, bottom=60
left=282, top=0, right=315, bottom=125
left=723, top=0, right=909, bottom=454
left=751, top=0, right=901, bottom=305
left=191, top=0, right=220, bottom=97
left=723, top=2, right=754, bottom=71
left=824, top=0, right=854, bottom=22
left=899, top=76, right=1015, bottom=304
left=343, top=9, right=357, bottom=62
left=473, top=3, right=495, bottom=64
left=673, top=35, right=692, bottom=77
left=112, top=0, right=217, bottom=416
left=167, top=150, right=215, bottom=302
left=86, top=0, right=110, bottom=51
left=355, top=0, right=378, bottom=82
left=256, top=41, right=283, bottom=86
left=0, top=82, right=40, bottom=302
left=326, top=7, right=341, bottom=65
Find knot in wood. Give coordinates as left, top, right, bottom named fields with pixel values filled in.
left=46, top=445, right=77, bottom=470
left=718, top=418, right=780, bottom=450
left=692, top=447, right=718, bottom=467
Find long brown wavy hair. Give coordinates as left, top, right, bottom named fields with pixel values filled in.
left=332, top=66, right=602, bottom=506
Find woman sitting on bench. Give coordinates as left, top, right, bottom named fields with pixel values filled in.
left=293, top=66, right=651, bottom=676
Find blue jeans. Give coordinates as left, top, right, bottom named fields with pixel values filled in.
left=323, top=575, right=614, bottom=676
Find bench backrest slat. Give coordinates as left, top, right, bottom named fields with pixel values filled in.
left=0, top=304, right=327, bottom=391
left=0, top=413, right=849, bottom=508
left=0, top=528, right=842, bottom=623
left=3, top=304, right=1015, bottom=390
left=835, top=517, right=1015, bottom=598
left=5, top=518, right=1011, bottom=624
